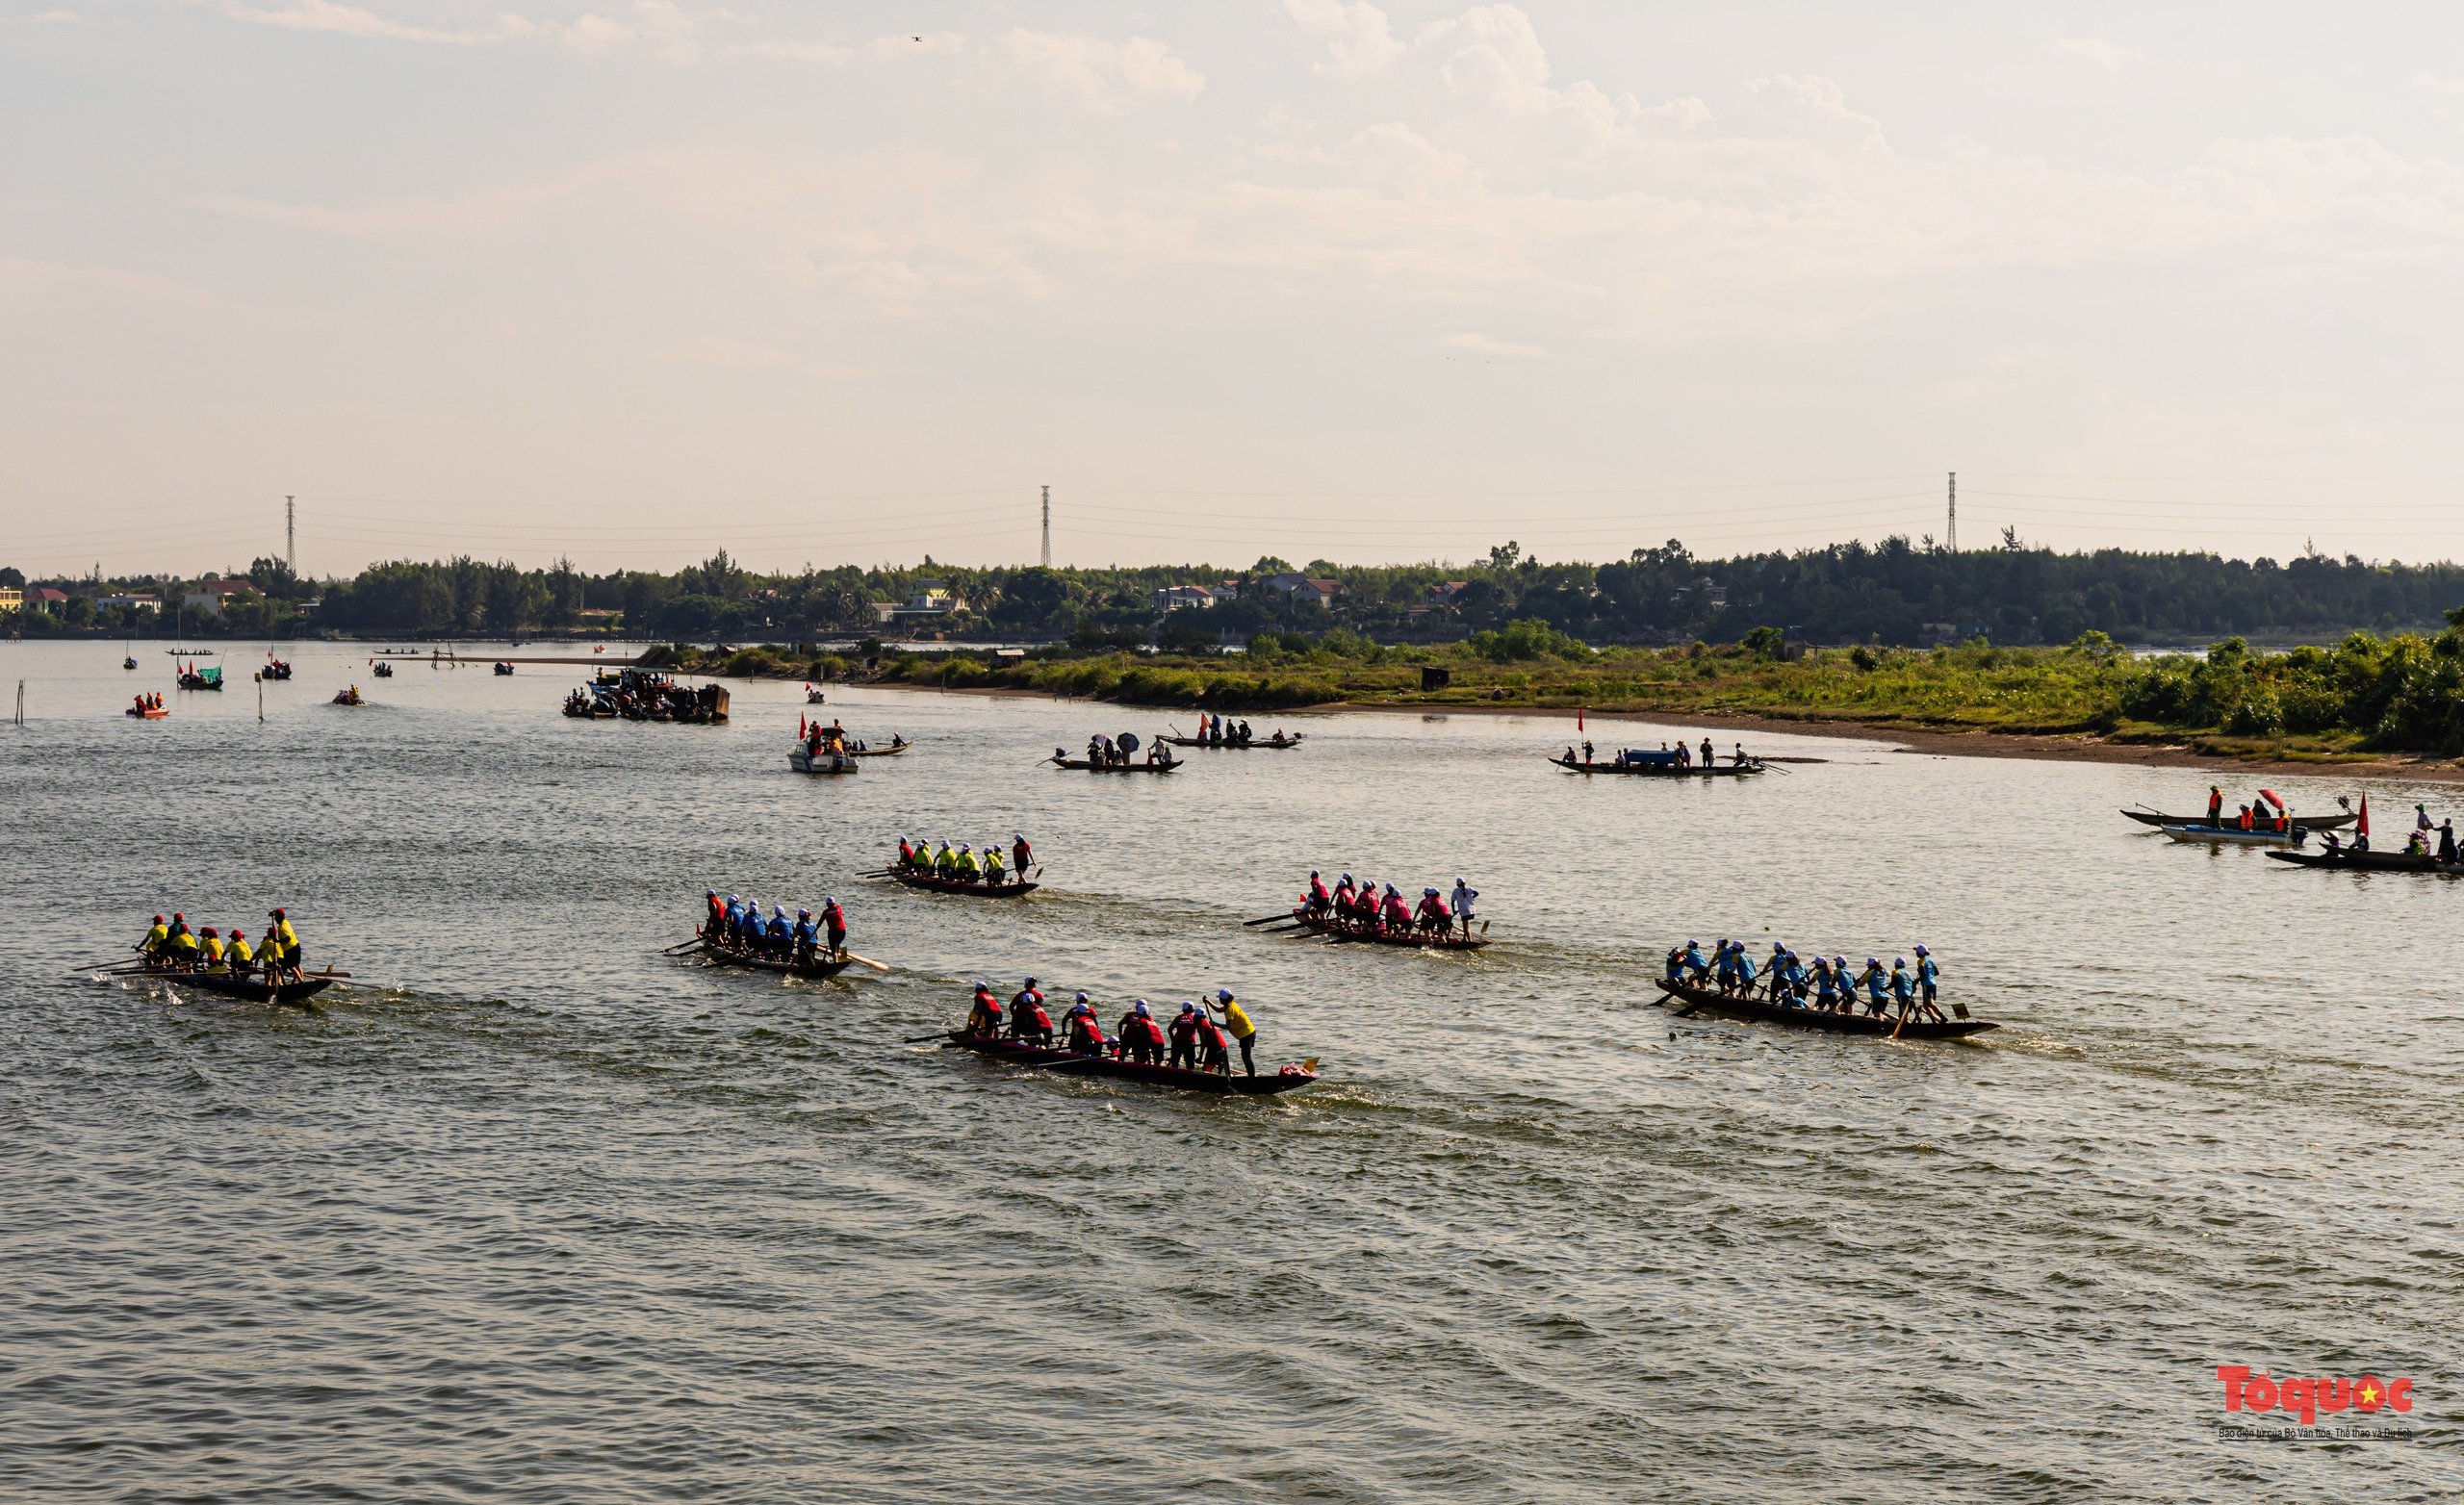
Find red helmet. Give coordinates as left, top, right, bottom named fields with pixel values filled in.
left=172, top=912, right=184, bottom=921
left=152, top=914, right=165, bottom=923
left=270, top=907, right=286, bottom=918
left=230, top=929, right=245, bottom=939
left=203, top=928, right=218, bottom=937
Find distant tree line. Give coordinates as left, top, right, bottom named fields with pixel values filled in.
left=7, top=538, right=2463, bottom=647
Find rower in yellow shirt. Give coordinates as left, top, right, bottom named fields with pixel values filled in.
left=140, top=914, right=169, bottom=961
left=167, top=918, right=200, bottom=968
left=269, top=907, right=301, bottom=982
left=199, top=928, right=225, bottom=966
left=1214, top=988, right=1259, bottom=1078
left=225, top=929, right=255, bottom=976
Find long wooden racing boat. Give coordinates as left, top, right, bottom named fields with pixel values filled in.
left=2123, top=807, right=2355, bottom=829
left=1049, top=754, right=1179, bottom=773
left=1550, top=754, right=1763, bottom=778
left=134, top=967, right=338, bottom=1007
left=889, top=869, right=1040, bottom=897
left=2266, top=848, right=2463, bottom=874
left=938, top=1032, right=1320, bottom=1096
left=1656, top=979, right=1996, bottom=1039
left=1160, top=734, right=1302, bottom=750
left=1285, top=907, right=1490, bottom=950
left=699, top=935, right=853, bottom=980
left=849, top=740, right=910, bottom=757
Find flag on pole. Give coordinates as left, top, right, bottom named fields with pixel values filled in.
left=1578, top=705, right=1585, bottom=732
left=2359, top=794, right=2371, bottom=840
left=799, top=714, right=807, bottom=737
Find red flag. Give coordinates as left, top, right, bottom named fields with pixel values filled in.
left=799, top=714, right=807, bottom=736
left=1578, top=705, right=1585, bottom=732
left=2359, top=795, right=2371, bottom=839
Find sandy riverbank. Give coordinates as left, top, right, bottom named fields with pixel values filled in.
left=840, top=676, right=2464, bottom=784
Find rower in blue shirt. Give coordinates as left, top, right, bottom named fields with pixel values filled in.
left=766, top=906, right=792, bottom=952
left=1854, top=957, right=1889, bottom=1013
left=1810, top=956, right=1838, bottom=1009
left=792, top=907, right=818, bottom=959
left=1733, top=948, right=1758, bottom=993
left=1914, top=945, right=1939, bottom=1007
left=1713, top=939, right=1739, bottom=992
left=1888, top=958, right=1916, bottom=1012
left=1681, top=939, right=1709, bottom=982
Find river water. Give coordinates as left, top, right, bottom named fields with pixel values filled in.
left=1, top=640, right=2454, bottom=1502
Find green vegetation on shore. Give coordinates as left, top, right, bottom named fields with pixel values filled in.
left=652, top=614, right=2464, bottom=762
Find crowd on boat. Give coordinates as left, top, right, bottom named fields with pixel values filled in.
left=333, top=684, right=365, bottom=705
left=262, top=657, right=294, bottom=680
left=1665, top=938, right=1945, bottom=1023
left=799, top=717, right=904, bottom=756
left=2321, top=802, right=2455, bottom=860
left=1565, top=736, right=1750, bottom=769
left=704, top=890, right=848, bottom=959
left=134, top=908, right=305, bottom=982
left=961, top=979, right=1264, bottom=1076
left=897, top=834, right=1033, bottom=885
left=1073, top=732, right=1176, bottom=768
left=1182, top=714, right=1292, bottom=748
left=564, top=670, right=729, bottom=723
left=128, top=692, right=165, bottom=716
left=1296, top=871, right=1478, bottom=937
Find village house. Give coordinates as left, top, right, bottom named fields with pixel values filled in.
left=181, top=578, right=263, bottom=617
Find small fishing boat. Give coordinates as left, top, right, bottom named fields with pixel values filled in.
left=1283, top=907, right=1490, bottom=950
left=938, top=1032, right=1320, bottom=1096
left=123, top=654, right=139, bottom=671
left=332, top=687, right=365, bottom=706
left=889, top=870, right=1040, bottom=898
left=805, top=684, right=827, bottom=704
left=126, top=703, right=168, bottom=720
left=261, top=658, right=293, bottom=680
left=176, top=666, right=223, bottom=691
left=2123, top=806, right=2354, bottom=830
left=789, top=745, right=860, bottom=775
left=850, top=737, right=911, bottom=757
left=372, top=661, right=396, bottom=678
left=1050, top=752, right=1180, bottom=773
left=2266, top=848, right=2461, bottom=874
left=1550, top=754, right=1763, bottom=778
left=1656, top=979, right=1996, bottom=1039
left=493, top=662, right=514, bottom=676
left=2161, top=823, right=2307, bottom=848
left=697, top=935, right=854, bottom=981
left=1161, top=732, right=1303, bottom=750
left=134, top=968, right=337, bottom=1007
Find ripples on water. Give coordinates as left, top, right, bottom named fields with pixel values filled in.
left=1, top=642, right=2456, bottom=1502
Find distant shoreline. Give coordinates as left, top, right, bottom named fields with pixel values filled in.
left=841, top=675, right=2464, bottom=785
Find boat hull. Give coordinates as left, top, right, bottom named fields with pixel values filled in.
left=890, top=871, right=1040, bottom=897
left=1657, top=979, right=1995, bottom=1038
left=940, top=1032, right=1319, bottom=1096
left=141, top=969, right=336, bottom=1007
left=1285, top=908, right=1489, bottom=950
left=701, top=938, right=853, bottom=981
left=2266, top=849, right=2461, bottom=874
left=1160, top=735, right=1302, bottom=750
left=788, top=748, right=860, bottom=775
left=2161, top=824, right=2307, bottom=847
left=1049, top=757, right=1179, bottom=773
left=1550, top=755, right=1762, bottom=778
left=2124, top=808, right=2354, bottom=829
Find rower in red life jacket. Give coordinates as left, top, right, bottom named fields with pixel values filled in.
left=704, top=888, right=724, bottom=936
left=1303, top=870, right=1332, bottom=913
left=1190, top=1006, right=1230, bottom=1073
left=820, top=897, right=847, bottom=955
left=2207, top=785, right=2224, bottom=826
left=1329, top=874, right=1356, bottom=914
left=1412, top=887, right=1448, bottom=931
left=1008, top=977, right=1051, bottom=1044
left=1011, top=833, right=1033, bottom=875
left=1167, top=1003, right=1202, bottom=1069
left=1064, top=994, right=1107, bottom=1054
left=964, top=982, right=1003, bottom=1036
left=2237, top=804, right=2253, bottom=830
left=1115, top=1000, right=1167, bottom=1063
left=897, top=837, right=915, bottom=868
left=1379, top=884, right=1413, bottom=931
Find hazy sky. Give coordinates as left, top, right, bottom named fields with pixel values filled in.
left=7, top=1, right=2464, bottom=576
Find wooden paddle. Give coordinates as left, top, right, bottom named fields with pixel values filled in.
left=838, top=951, right=891, bottom=972
left=901, top=1031, right=955, bottom=1044
left=1242, top=913, right=1299, bottom=926
left=659, top=937, right=706, bottom=956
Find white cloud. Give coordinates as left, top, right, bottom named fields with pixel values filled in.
left=31, top=10, right=86, bottom=23
left=210, top=0, right=500, bottom=45
left=1441, top=330, right=1546, bottom=358
left=1000, top=30, right=1205, bottom=114
left=1284, top=0, right=1403, bottom=79
left=2053, top=37, right=2142, bottom=74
